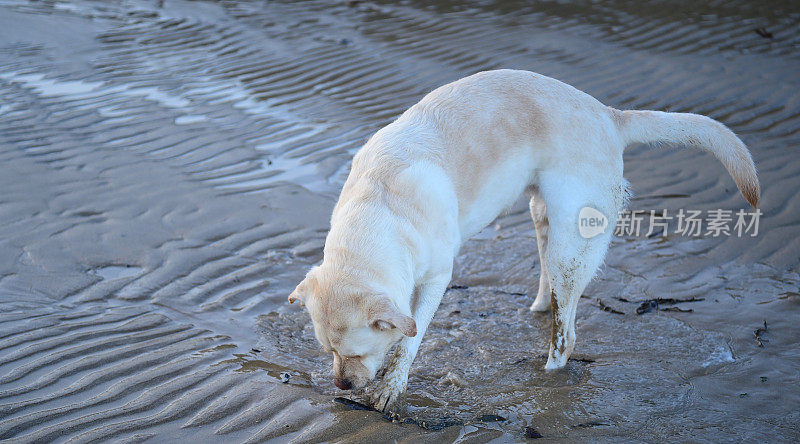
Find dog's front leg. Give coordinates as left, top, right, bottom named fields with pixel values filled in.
left=368, top=276, right=449, bottom=411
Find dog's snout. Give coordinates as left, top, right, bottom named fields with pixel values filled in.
left=334, top=378, right=352, bottom=390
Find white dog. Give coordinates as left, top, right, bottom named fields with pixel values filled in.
left=288, top=69, right=759, bottom=411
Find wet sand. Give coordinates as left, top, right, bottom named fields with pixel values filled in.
left=1, top=0, right=799, bottom=442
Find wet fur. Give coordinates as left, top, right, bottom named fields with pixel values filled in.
left=289, top=69, right=759, bottom=410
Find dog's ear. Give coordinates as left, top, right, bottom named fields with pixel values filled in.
left=369, top=297, right=417, bottom=337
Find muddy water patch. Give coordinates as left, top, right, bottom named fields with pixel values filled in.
left=254, top=283, right=591, bottom=435
left=253, top=225, right=800, bottom=440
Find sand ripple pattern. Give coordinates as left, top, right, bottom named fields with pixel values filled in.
left=1, top=0, right=798, bottom=441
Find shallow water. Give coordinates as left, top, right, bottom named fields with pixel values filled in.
left=0, top=0, right=798, bottom=442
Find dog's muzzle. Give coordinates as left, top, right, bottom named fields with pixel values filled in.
left=333, top=378, right=352, bottom=390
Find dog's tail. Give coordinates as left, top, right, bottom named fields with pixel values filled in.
left=614, top=109, right=760, bottom=208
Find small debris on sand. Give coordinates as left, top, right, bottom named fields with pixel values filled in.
left=661, top=307, right=693, bottom=313
left=334, top=397, right=376, bottom=411
left=447, top=284, right=469, bottom=290
left=280, top=372, right=291, bottom=383
left=475, top=414, right=506, bottom=422
left=385, top=411, right=462, bottom=431
left=631, top=297, right=704, bottom=315
left=597, top=298, right=624, bottom=315
left=755, top=27, right=774, bottom=39
left=573, top=421, right=611, bottom=428
left=494, top=289, right=527, bottom=296
left=754, top=320, right=768, bottom=347
left=335, top=398, right=463, bottom=431
left=524, top=426, right=543, bottom=439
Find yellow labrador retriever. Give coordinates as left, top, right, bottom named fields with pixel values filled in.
left=288, top=69, right=759, bottom=410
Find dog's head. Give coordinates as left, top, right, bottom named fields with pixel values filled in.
left=288, top=267, right=416, bottom=391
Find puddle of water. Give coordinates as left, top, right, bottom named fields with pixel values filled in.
left=0, top=72, right=103, bottom=96
left=175, top=114, right=208, bottom=125
left=119, top=85, right=191, bottom=108
left=1, top=70, right=348, bottom=195
left=0, top=71, right=192, bottom=110
left=91, top=265, right=142, bottom=280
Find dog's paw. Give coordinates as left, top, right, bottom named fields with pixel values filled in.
left=367, top=372, right=407, bottom=412
left=545, top=347, right=572, bottom=371
left=529, top=298, right=551, bottom=312
left=529, top=291, right=551, bottom=312
left=544, top=356, right=566, bottom=371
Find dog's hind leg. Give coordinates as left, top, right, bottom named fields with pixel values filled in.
left=537, top=174, right=619, bottom=370
left=529, top=189, right=551, bottom=312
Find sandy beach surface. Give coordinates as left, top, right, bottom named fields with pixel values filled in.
left=1, top=0, right=799, bottom=442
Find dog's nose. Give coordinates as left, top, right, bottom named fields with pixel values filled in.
left=334, top=378, right=352, bottom=390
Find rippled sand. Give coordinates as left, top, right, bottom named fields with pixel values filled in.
left=1, top=0, right=798, bottom=442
